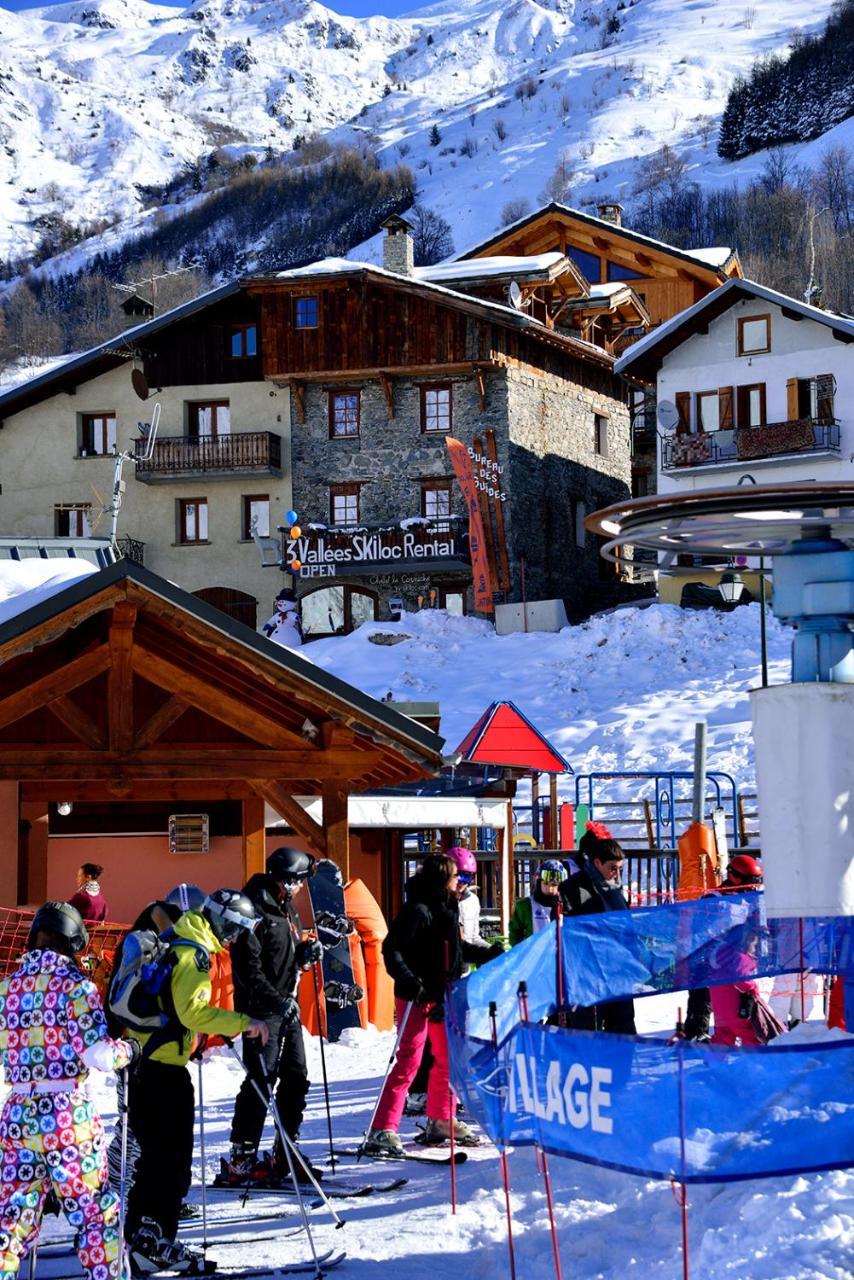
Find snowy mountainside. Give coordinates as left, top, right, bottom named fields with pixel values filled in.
left=304, top=601, right=791, bottom=797
left=0, top=0, right=841, bottom=270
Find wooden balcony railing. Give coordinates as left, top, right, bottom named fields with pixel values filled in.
left=662, top=418, right=841, bottom=471
left=136, top=432, right=282, bottom=482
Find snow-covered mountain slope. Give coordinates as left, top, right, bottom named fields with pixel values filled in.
left=0, top=0, right=842, bottom=267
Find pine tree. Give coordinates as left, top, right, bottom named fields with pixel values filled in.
left=429, top=123, right=441, bottom=147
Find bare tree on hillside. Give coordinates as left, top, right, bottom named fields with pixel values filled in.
left=409, top=205, right=454, bottom=265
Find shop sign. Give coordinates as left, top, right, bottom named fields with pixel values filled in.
left=285, top=523, right=468, bottom=579
left=469, top=447, right=507, bottom=501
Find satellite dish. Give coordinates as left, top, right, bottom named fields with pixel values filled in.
left=657, top=400, right=680, bottom=431
left=508, top=281, right=523, bottom=310
left=131, top=368, right=149, bottom=401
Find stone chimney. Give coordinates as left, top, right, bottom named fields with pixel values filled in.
left=381, top=214, right=415, bottom=275
left=597, top=202, right=624, bottom=227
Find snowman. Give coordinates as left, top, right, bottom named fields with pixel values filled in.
left=262, top=590, right=303, bottom=649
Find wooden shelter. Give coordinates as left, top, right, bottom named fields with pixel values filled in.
left=0, top=560, right=444, bottom=907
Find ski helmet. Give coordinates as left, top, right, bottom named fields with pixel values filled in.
left=28, top=901, right=89, bottom=956
left=202, top=889, right=258, bottom=946
left=164, top=882, right=206, bottom=914
left=447, top=847, right=477, bottom=877
left=538, top=858, right=566, bottom=886
left=726, top=854, right=763, bottom=888
left=267, top=847, right=315, bottom=885
left=316, top=859, right=344, bottom=887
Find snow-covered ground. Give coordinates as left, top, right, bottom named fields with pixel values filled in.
left=32, top=1011, right=853, bottom=1280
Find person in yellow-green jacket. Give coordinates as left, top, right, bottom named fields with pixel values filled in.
left=125, top=889, right=269, bottom=1278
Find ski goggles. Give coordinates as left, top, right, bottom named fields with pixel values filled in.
left=539, top=868, right=564, bottom=885
left=218, top=906, right=259, bottom=934
left=456, top=871, right=475, bottom=886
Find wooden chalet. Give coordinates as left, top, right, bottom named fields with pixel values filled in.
left=0, top=560, right=444, bottom=918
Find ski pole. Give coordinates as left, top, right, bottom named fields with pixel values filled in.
left=117, top=1064, right=129, bottom=1280
left=359, top=999, right=414, bottom=1156
left=311, top=960, right=337, bottom=1172
left=489, top=1001, right=517, bottom=1280
left=443, top=940, right=457, bottom=1216
left=196, top=1055, right=209, bottom=1253
left=517, top=981, right=563, bottom=1280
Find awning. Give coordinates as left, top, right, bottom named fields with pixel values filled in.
left=266, top=795, right=510, bottom=830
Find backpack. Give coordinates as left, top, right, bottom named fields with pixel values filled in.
left=108, top=927, right=207, bottom=1044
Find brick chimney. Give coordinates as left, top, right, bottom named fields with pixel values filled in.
left=381, top=214, right=415, bottom=275
left=597, top=202, right=624, bottom=227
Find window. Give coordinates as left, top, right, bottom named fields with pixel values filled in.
left=437, top=586, right=466, bottom=615
left=242, top=494, right=270, bottom=540
left=178, top=498, right=208, bottom=544
left=421, top=478, right=452, bottom=519
left=300, top=585, right=378, bottom=638
left=329, top=390, right=360, bottom=438
left=229, top=324, right=257, bottom=358
left=793, top=375, right=835, bottom=422
left=294, top=297, right=318, bottom=329
left=80, top=412, right=116, bottom=456
left=606, top=260, right=644, bottom=282
left=737, top=315, right=771, bottom=356
left=188, top=401, right=230, bottom=438
left=695, top=392, right=720, bottom=434
left=566, top=247, right=601, bottom=282
left=594, top=414, right=609, bottom=457
left=330, top=483, right=360, bottom=526
left=54, top=504, right=91, bottom=537
left=570, top=498, right=587, bottom=548
left=420, top=384, right=452, bottom=433
left=737, top=383, right=766, bottom=428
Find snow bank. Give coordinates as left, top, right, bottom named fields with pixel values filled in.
left=0, top=559, right=97, bottom=628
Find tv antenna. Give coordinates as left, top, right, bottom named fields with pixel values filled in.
left=112, top=264, right=201, bottom=315
left=108, top=402, right=161, bottom=548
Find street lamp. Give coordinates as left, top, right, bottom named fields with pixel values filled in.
left=719, top=571, right=745, bottom=605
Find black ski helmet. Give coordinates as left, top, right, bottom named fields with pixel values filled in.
left=28, top=901, right=89, bottom=956
left=267, top=847, right=315, bottom=887
left=164, top=882, right=206, bottom=914
left=202, top=889, right=258, bottom=946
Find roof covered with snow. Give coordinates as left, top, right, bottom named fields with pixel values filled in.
left=415, top=252, right=568, bottom=283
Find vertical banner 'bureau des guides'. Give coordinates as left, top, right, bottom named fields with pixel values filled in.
left=446, top=436, right=494, bottom=613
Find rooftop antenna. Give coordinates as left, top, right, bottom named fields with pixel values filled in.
left=112, top=264, right=201, bottom=315
left=804, top=206, right=829, bottom=307
left=109, top=402, right=160, bottom=549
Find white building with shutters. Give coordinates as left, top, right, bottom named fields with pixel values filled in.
left=616, top=278, right=854, bottom=497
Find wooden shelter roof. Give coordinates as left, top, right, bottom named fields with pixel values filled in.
left=0, top=560, right=445, bottom=815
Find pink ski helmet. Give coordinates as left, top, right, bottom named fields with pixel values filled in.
left=447, top=847, right=477, bottom=876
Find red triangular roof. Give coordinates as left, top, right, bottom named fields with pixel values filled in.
left=455, top=701, right=570, bottom=774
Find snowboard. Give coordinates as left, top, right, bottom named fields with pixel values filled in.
left=305, top=864, right=364, bottom=1042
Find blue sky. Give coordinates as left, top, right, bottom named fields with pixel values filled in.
left=0, top=0, right=416, bottom=13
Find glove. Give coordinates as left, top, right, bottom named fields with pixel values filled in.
left=295, top=938, right=323, bottom=968
left=428, top=1003, right=446, bottom=1024
left=398, top=978, right=427, bottom=1004
left=123, top=1038, right=142, bottom=1069
left=279, top=997, right=301, bottom=1026
left=486, top=941, right=506, bottom=962
left=738, top=991, right=756, bottom=1020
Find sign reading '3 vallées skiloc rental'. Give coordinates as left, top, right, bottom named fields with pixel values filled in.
left=285, top=525, right=470, bottom=579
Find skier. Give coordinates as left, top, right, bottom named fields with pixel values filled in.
left=223, top=848, right=322, bottom=1187
left=508, top=858, right=567, bottom=945
left=0, top=901, right=136, bottom=1280
left=708, top=857, right=786, bottom=1046
left=124, top=889, right=269, bottom=1277
left=69, top=861, right=109, bottom=922
left=561, top=837, right=636, bottom=1034
left=365, top=854, right=503, bottom=1155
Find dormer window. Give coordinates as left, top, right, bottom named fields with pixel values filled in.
left=737, top=315, right=770, bottom=356
left=295, top=297, right=318, bottom=329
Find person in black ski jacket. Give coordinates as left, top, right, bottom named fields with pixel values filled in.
left=225, top=849, right=321, bottom=1185
left=561, top=837, right=637, bottom=1035
left=365, top=854, right=503, bottom=1156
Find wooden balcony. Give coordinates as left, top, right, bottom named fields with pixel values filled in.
left=662, top=418, right=841, bottom=472
left=135, top=432, right=282, bottom=483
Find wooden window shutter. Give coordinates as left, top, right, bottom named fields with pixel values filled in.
left=719, top=387, right=734, bottom=431
left=675, top=392, right=690, bottom=435
left=786, top=378, right=799, bottom=421
left=816, top=375, right=834, bottom=423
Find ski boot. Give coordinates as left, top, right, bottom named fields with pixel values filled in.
left=362, top=1128, right=405, bottom=1158
left=129, top=1219, right=215, bottom=1277
left=420, top=1117, right=482, bottom=1148
left=404, top=1091, right=426, bottom=1117
left=179, top=1202, right=201, bottom=1221
left=269, top=1140, right=323, bottom=1185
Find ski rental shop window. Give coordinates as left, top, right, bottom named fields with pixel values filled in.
left=737, top=315, right=771, bottom=357
left=54, top=504, right=92, bottom=537
left=79, top=412, right=117, bottom=456
left=188, top=401, right=230, bottom=438
left=421, top=384, right=452, bottom=433
left=242, top=494, right=269, bottom=540
left=300, top=585, right=378, bottom=638
left=229, top=324, right=257, bottom=358
left=330, top=482, right=360, bottom=526
left=421, top=478, right=452, bottom=519
left=178, top=498, right=209, bottom=544
left=329, top=390, right=360, bottom=438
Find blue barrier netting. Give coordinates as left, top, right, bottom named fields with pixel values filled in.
left=447, top=1020, right=854, bottom=1183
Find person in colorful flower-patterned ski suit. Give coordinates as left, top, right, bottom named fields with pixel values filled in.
left=0, top=900, right=137, bottom=1280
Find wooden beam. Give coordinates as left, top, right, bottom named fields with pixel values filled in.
left=272, top=362, right=495, bottom=385
left=133, top=696, right=188, bottom=750
left=0, top=748, right=381, bottom=781
left=781, top=306, right=804, bottom=322
left=50, top=696, right=107, bottom=750
left=242, top=796, right=267, bottom=881
left=252, top=780, right=327, bottom=858
left=0, top=587, right=122, bottom=666
left=108, top=602, right=136, bottom=753
left=131, top=644, right=319, bottom=752
left=322, top=781, right=350, bottom=879
left=21, top=780, right=258, bottom=803
left=289, top=378, right=306, bottom=424
left=0, top=645, right=111, bottom=731
left=379, top=371, right=395, bottom=419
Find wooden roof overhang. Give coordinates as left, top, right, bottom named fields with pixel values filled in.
left=557, top=286, right=651, bottom=329
left=457, top=203, right=742, bottom=287
left=0, top=562, right=445, bottom=830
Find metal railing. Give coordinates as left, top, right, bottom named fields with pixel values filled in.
left=115, top=534, right=145, bottom=565
left=662, top=418, right=840, bottom=471
left=136, top=431, right=282, bottom=480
